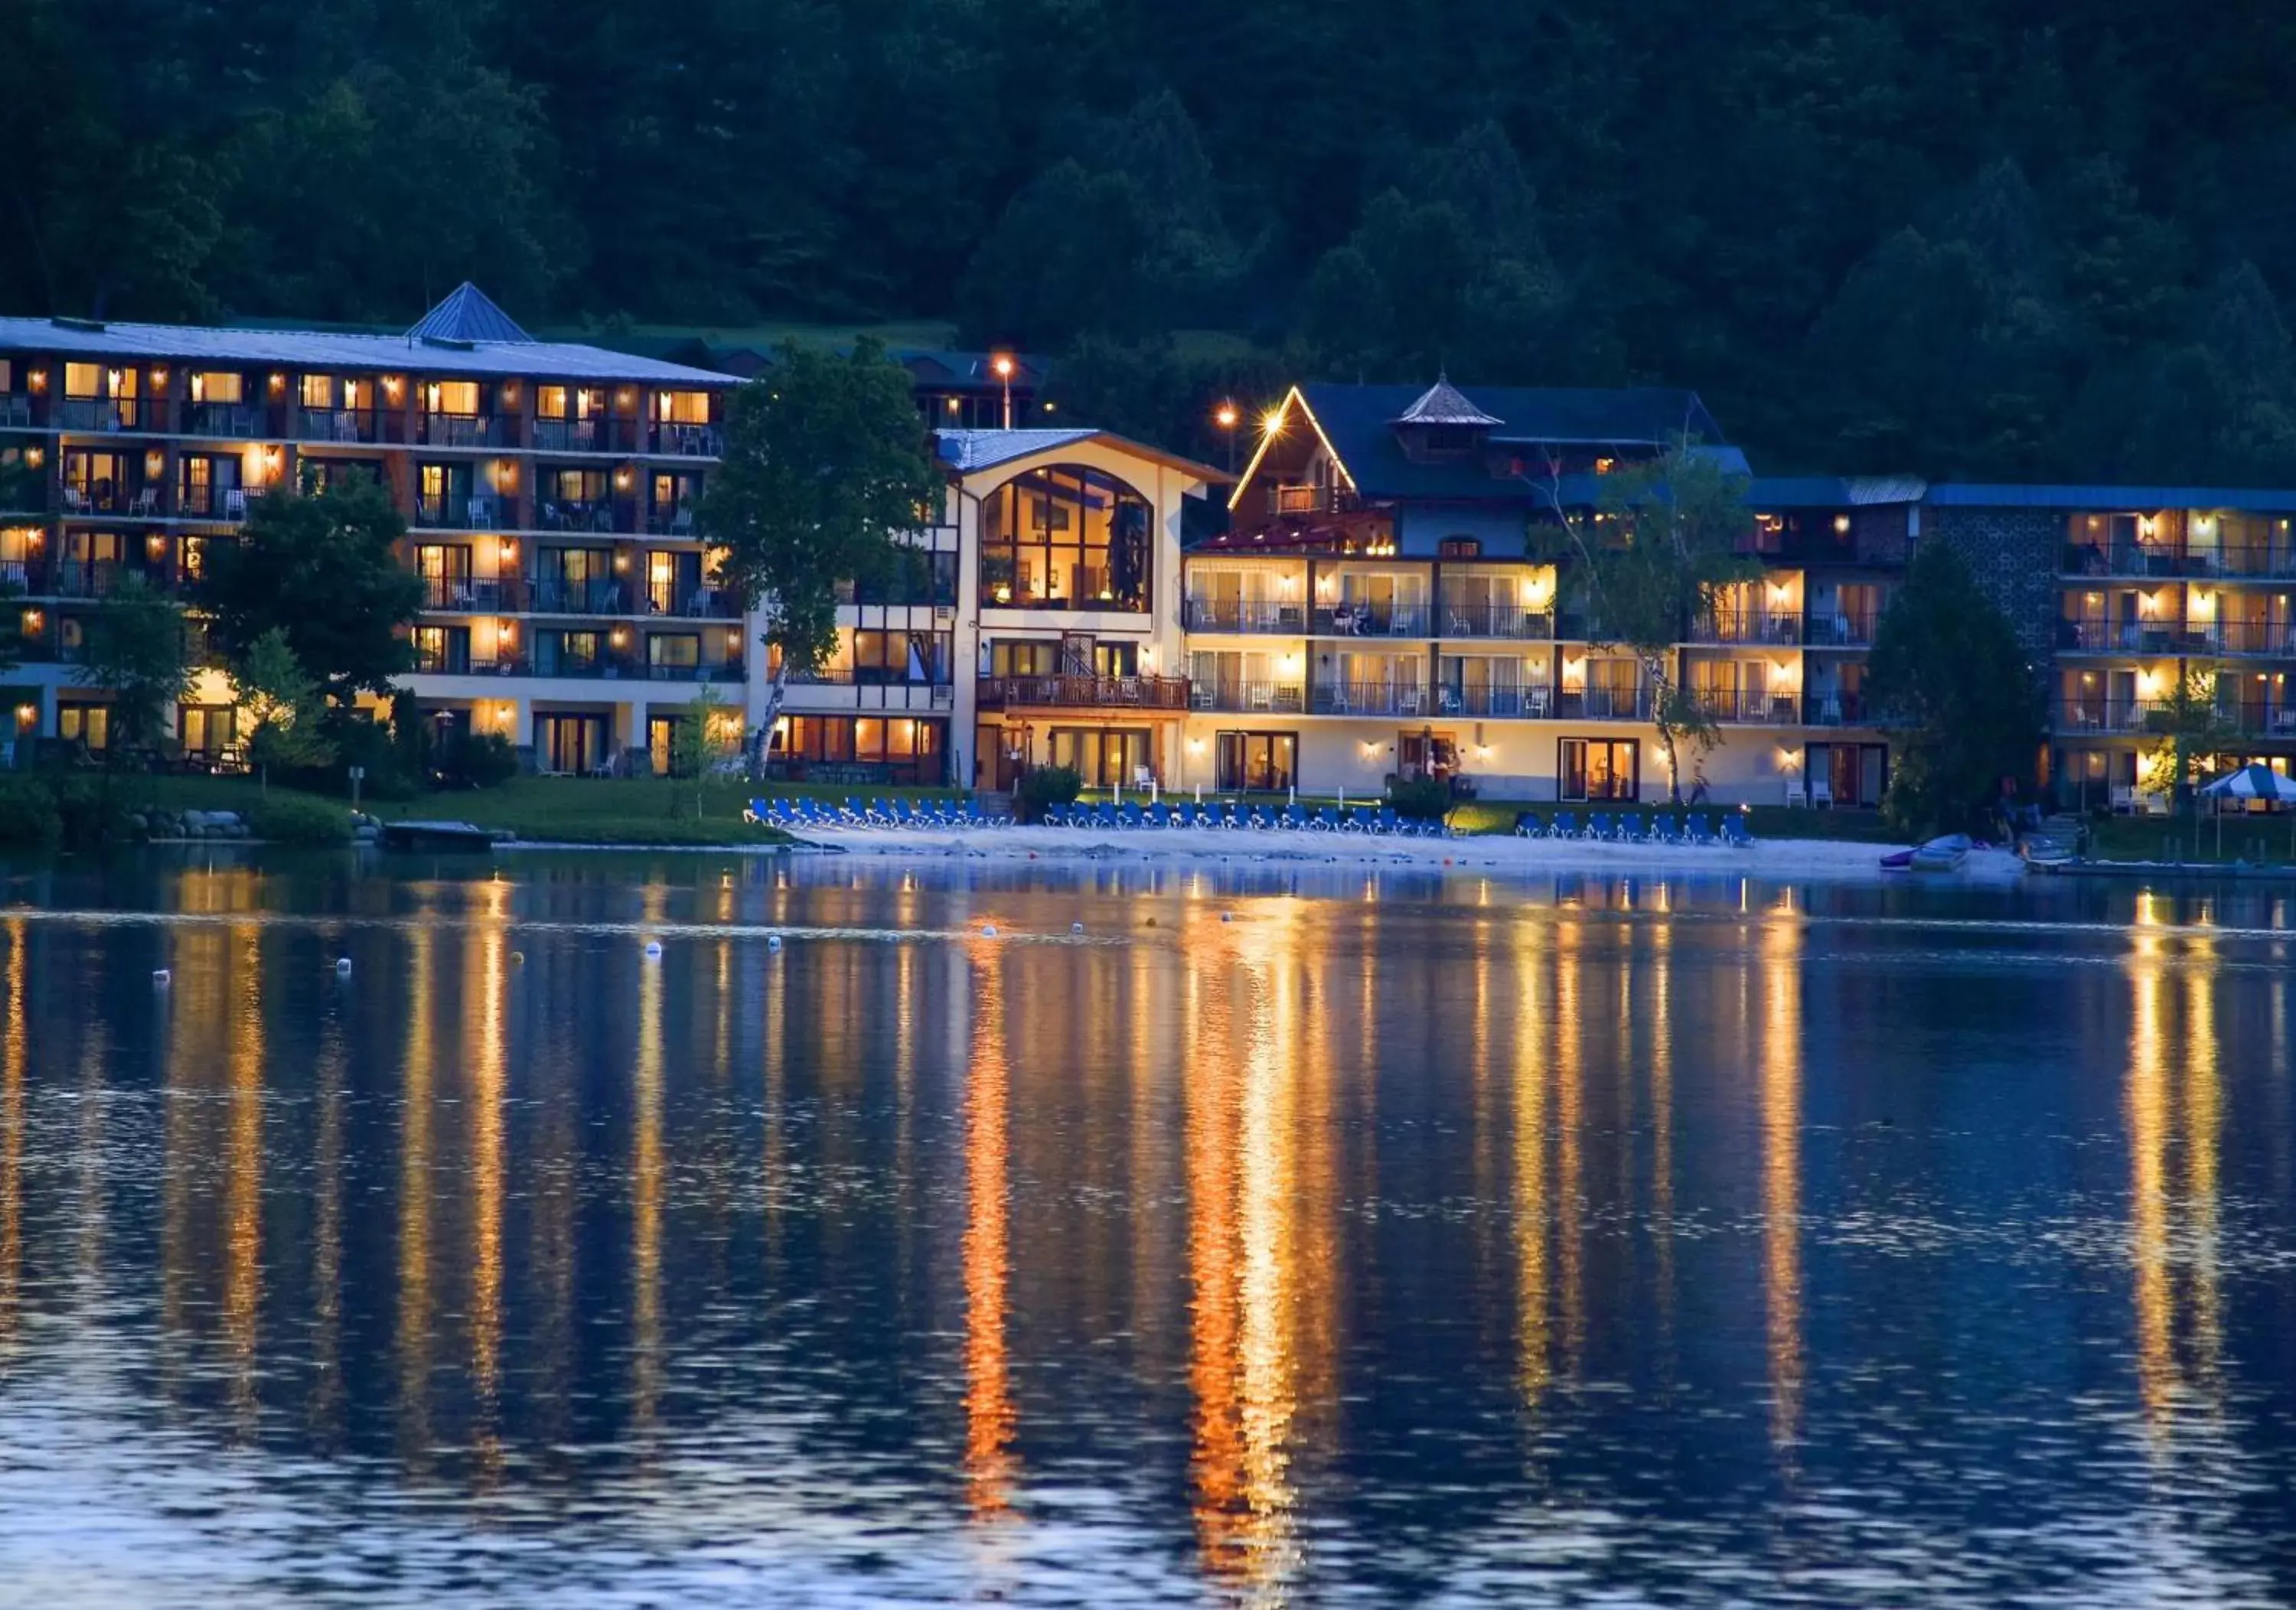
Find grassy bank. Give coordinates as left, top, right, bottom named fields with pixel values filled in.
left=2086, top=810, right=2296, bottom=865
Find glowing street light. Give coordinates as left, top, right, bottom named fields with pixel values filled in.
left=991, top=353, right=1016, bottom=429
left=1214, top=400, right=1239, bottom=471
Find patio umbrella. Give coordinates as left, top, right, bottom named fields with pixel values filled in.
left=2199, top=762, right=2296, bottom=861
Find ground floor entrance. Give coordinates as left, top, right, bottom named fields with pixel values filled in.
left=1805, top=741, right=1887, bottom=807
left=535, top=712, right=611, bottom=776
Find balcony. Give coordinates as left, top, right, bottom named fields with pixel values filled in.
left=184, top=402, right=259, bottom=438
left=784, top=670, right=956, bottom=711
left=1691, top=610, right=1802, bottom=647
left=533, top=418, right=602, bottom=452
left=529, top=578, right=632, bottom=616
left=55, top=399, right=142, bottom=432
left=1554, top=685, right=1652, bottom=721
left=420, top=413, right=512, bottom=448
left=1804, top=610, right=1878, bottom=647
left=1190, top=680, right=1307, bottom=714
left=527, top=652, right=641, bottom=680
left=643, top=583, right=740, bottom=620
left=1312, top=604, right=1430, bottom=637
left=2203, top=619, right=2296, bottom=657
left=655, top=422, right=722, bottom=458
left=1691, top=687, right=1803, bottom=725
left=0, top=396, right=31, bottom=428
left=641, top=659, right=746, bottom=685
left=537, top=498, right=634, bottom=535
left=175, top=485, right=251, bottom=521
left=1184, top=598, right=1308, bottom=634
left=1434, top=683, right=1552, bottom=718
left=1802, top=691, right=1882, bottom=726
left=2065, top=540, right=2296, bottom=581
left=61, top=481, right=155, bottom=517
left=1263, top=484, right=1359, bottom=517
left=1437, top=602, right=1556, bottom=640
left=1307, top=681, right=1430, bottom=717
left=977, top=673, right=1191, bottom=711
left=2059, top=618, right=2227, bottom=656
left=2053, top=697, right=2296, bottom=738
left=418, top=575, right=528, bottom=612
left=295, top=407, right=379, bottom=445
left=650, top=502, right=701, bottom=537
left=413, top=494, right=476, bottom=528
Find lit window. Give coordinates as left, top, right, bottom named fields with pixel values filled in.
left=658, top=391, right=711, bottom=424
left=299, top=374, right=335, bottom=409
left=64, top=363, right=102, bottom=399
left=191, top=371, right=244, bottom=403
left=428, top=380, right=480, bottom=416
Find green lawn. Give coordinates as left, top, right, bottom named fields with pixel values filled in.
left=114, top=774, right=970, bottom=846
left=2085, top=810, right=2296, bottom=865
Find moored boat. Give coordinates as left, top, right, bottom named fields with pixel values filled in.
left=1906, top=833, right=1971, bottom=872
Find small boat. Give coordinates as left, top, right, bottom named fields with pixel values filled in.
left=378, top=820, right=497, bottom=853
left=1879, top=847, right=1914, bottom=872
left=1906, top=833, right=1971, bottom=873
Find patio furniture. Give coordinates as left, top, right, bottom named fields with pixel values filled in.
left=1585, top=810, right=1613, bottom=841
left=1720, top=816, right=1755, bottom=848
left=1548, top=810, right=1578, bottom=839
left=1513, top=811, right=1543, bottom=837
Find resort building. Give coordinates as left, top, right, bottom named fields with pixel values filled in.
left=0, top=285, right=741, bottom=773
left=1175, top=380, right=1910, bottom=805
left=771, top=427, right=1221, bottom=789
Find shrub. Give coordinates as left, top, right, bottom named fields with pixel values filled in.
left=434, top=728, right=520, bottom=789
left=0, top=777, right=61, bottom=851
left=1016, top=764, right=1083, bottom=823
left=1387, top=776, right=1453, bottom=821
left=248, top=794, right=353, bottom=845
left=49, top=775, right=133, bottom=850
left=279, top=709, right=418, bottom=801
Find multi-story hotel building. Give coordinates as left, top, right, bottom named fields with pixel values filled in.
left=0, top=285, right=739, bottom=772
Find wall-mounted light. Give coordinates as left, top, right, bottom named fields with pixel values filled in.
left=498, top=537, right=517, bottom=564
left=1832, top=514, right=1851, bottom=535
left=146, top=534, right=167, bottom=556
left=611, top=627, right=630, bottom=645
left=614, top=468, right=633, bottom=490
left=21, top=609, right=43, bottom=632
left=13, top=704, right=33, bottom=730
left=496, top=621, right=515, bottom=643
left=144, top=450, right=165, bottom=479
left=24, top=447, right=42, bottom=469
left=27, top=369, right=45, bottom=393
left=613, top=552, right=630, bottom=571
left=269, top=373, right=285, bottom=393
left=1186, top=735, right=1206, bottom=753
left=151, top=367, right=168, bottom=388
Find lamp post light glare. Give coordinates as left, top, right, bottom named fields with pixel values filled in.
left=991, top=354, right=1015, bottom=429
left=1214, top=400, right=1239, bottom=471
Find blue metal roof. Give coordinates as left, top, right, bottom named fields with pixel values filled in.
left=1923, top=482, right=2296, bottom=512
left=405, top=282, right=533, bottom=344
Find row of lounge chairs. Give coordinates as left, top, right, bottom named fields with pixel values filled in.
left=747, top=796, right=1005, bottom=829
left=1512, top=809, right=1754, bottom=848
left=1043, top=800, right=1447, bottom=836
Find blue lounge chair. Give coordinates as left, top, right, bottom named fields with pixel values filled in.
left=1249, top=805, right=1279, bottom=830
left=1375, top=805, right=1401, bottom=835
left=1312, top=806, right=1341, bottom=831
left=1278, top=803, right=1308, bottom=830
left=1513, top=810, right=1542, bottom=837
left=1040, top=803, right=1069, bottom=827
left=1085, top=801, right=1114, bottom=829
left=1585, top=810, right=1613, bottom=842
left=1613, top=812, right=1643, bottom=842
left=1548, top=810, right=1578, bottom=840
left=1345, top=806, right=1376, bottom=833
left=1647, top=814, right=1678, bottom=843
left=1684, top=811, right=1714, bottom=846
left=1114, top=802, right=1143, bottom=828
left=1720, top=814, right=1754, bottom=848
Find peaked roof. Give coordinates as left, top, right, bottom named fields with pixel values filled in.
left=1289, top=383, right=1729, bottom=502
left=934, top=428, right=1228, bottom=484
left=1391, top=375, right=1503, bottom=427
left=406, top=282, right=533, bottom=345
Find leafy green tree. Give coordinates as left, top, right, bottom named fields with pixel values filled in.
left=697, top=340, right=942, bottom=775
left=196, top=479, right=422, bottom=703
left=73, top=575, right=191, bottom=761
left=1865, top=543, right=2044, bottom=836
left=665, top=686, right=735, bottom=817
left=230, top=626, right=335, bottom=794
left=2144, top=666, right=2240, bottom=811
left=1531, top=441, right=1756, bottom=804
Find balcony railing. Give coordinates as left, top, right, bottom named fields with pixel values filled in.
left=418, top=576, right=529, bottom=612
left=1265, top=484, right=1359, bottom=517
left=1307, top=681, right=1430, bottom=717
left=533, top=419, right=601, bottom=452
left=1802, top=691, right=1881, bottom=726
left=1313, top=604, right=1430, bottom=637
left=1437, top=602, right=1557, bottom=640
left=1554, top=685, right=1653, bottom=721
left=1805, top=610, right=1879, bottom=647
left=1690, top=687, right=1804, bottom=725
left=420, top=413, right=512, bottom=448
left=641, top=660, right=745, bottom=684
left=656, top=422, right=722, bottom=457
left=643, top=584, right=740, bottom=620
left=295, top=407, right=379, bottom=444
left=977, top=673, right=1191, bottom=710
left=1434, top=683, right=1552, bottom=718
left=2066, top=541, right=2296, bottom=580
left=176, top=485, right=251, bottom=520
left=1691, top=610, right=1802, bottom=646
left=55, top=399, right=141, bottom=432
left=0, top=396, right=31, bottom=428
left=529, top=653, right=641, bottom=680
left=537, top=498, right=631, bottom=534
left=2053, top=697, right=2296, bottom=738
left=1184, top=598, right=1309, bottom=634
left=529, top=578, right=631, bottom=616
left=184, top=402, right=258, bottom=438
left=1190, top=680, right=1307, bottom=714
left=651, top=502, right=700, bottom=537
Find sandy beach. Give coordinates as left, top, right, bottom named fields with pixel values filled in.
left=788, top=821, right=2030, bottom=883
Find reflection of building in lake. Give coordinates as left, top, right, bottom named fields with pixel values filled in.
left=1182, top=903, right=1340, bottom=1591
left=961, top=939, right=1017, bottom=1519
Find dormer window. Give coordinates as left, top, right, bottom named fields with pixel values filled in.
left=1389, top=375, right=1503, bottom=466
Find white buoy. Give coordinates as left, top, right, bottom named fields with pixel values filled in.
left=511, top=951, right=525, bottom=965
left=335, top=957, right=353, bottom=974
left=981, top=923, right=998, bottom=938
left=767, top=934, right=783, bottom=952
left=152, top=968, right=171, bottom=986
left=644, top=940, right=664, bottom=959
left=1071, top=921, right=1084, bottom=934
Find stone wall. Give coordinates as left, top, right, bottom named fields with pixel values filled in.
left=1922, top=507, right=2063, bottom=674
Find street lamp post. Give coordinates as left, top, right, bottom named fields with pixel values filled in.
left=992, top=354, right=1015, bottom=429
left=1214, top=400, right=1239, bottom=472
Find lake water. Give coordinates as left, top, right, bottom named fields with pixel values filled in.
left=0, top=850, right=2291, bottom=1607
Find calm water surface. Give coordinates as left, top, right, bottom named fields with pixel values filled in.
left=0, top=850, right=2291, bottom=1606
